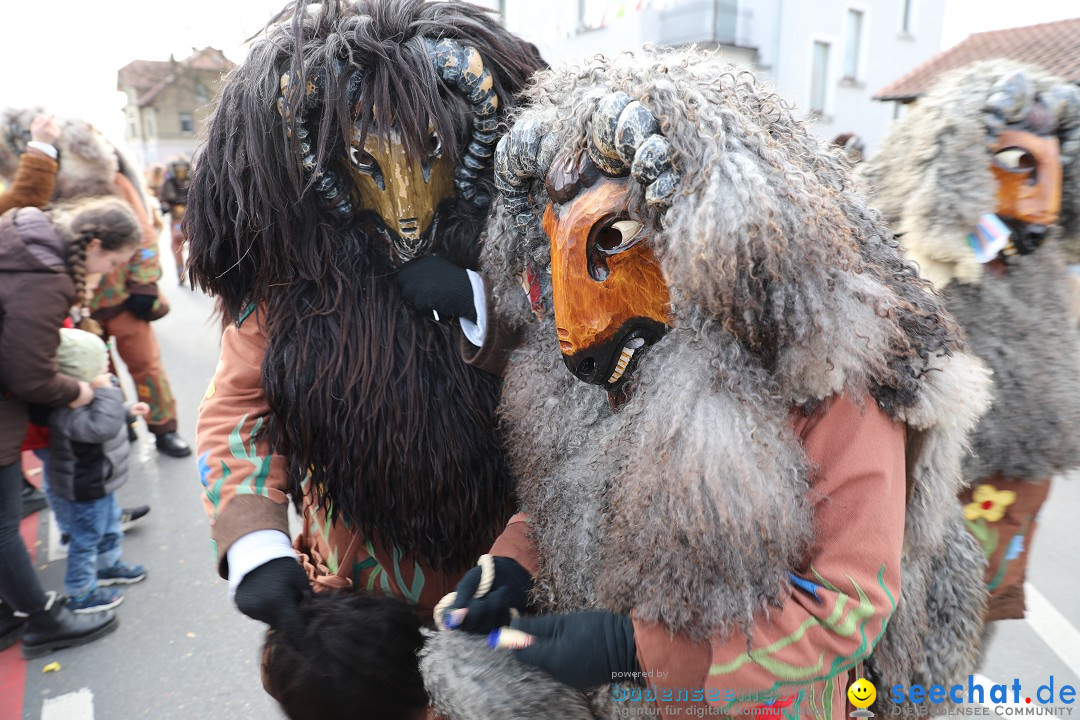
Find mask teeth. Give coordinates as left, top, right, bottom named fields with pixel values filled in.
left=606, top=346, right=636, bottom=384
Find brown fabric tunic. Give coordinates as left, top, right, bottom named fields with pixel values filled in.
left=958, top=476, right=1052, bottom=621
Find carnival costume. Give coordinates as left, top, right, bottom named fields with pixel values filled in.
left=422, top=49, right=992, bottom=720
left=862, top=61, right=1080, bottom=622
left=159, top=156, right=190, bottom=286
left=186, top=0, right=543, bottom=681
left=0, top=108, right=188, bottom=455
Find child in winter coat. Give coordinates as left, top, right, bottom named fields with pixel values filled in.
left=44, top=328, right=149, bottom=613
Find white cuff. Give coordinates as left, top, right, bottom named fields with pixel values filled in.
left=226, top=529, right=297, bottom=599
left=459, top=269, right=488, bottom=347
left=26, top=141, right=57, bottom=159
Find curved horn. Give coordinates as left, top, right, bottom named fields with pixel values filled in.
left=589, top=92, right=632, bottom=172
left=614, top=101, right=659, bottom=166
left=590, top=93, right=681, bottom=210
left=630, top=135, right=674, bottom=186
left=278, top=68, right=358, bottom=221
left=986, top=71, right=1036, bottom=125
left=425, top=38, right=501, bottom=207
left=495, top=115, right=552, bottom=231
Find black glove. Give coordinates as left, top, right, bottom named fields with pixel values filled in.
left=446, top=557, right=533, bottom=633
left=125, top=293, right=157, bottom=321
left=510, top=610, right=640, bottom=689
left=234, top=557, right=312, bottom=642
left=394, top=255, right=477, bottom=323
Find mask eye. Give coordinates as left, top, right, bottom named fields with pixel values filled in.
left=994, top=147, right=1037, bottom=183
left=426, top=130, right=442, bottom=160
left=349, top=145, right=379, bottom=173
left=587, top=216, right=646, bottom=282
left=349, top=144, right=385, bottom=190
left=593, top=218, right=644, bottom=255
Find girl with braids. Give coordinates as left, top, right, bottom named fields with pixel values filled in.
left=0, top=196, right=140, bottom=657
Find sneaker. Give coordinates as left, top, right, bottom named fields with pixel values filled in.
left=97, top=562, right=147, bottom=587
left=68, top=587, right=124, bottom=614
left=120, top=505, right=151, bottom=531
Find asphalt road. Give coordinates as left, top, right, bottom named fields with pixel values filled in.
left=9, top=232, right=1080, bottom=719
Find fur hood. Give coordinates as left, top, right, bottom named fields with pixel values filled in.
left=859, top=60, right=1080, bottom=284
left=425, top=49, right=992, bottom=718
left=1, top=107, right=150, bottom=212
left=862, top=62, right=1080, bottom=481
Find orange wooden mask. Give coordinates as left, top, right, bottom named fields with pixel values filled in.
left=991, top=129, right=1062, bottom=227
left=542, top=174, right=672, bottom=387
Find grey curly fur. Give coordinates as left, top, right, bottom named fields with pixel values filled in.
left=946, top=241, right=1080, bottom=479
left=860, top=60, right=1080, bottom=280
left=418, top=49, right=994, bottom=718
left=862, top=61, right=1080, bottom=483
left=421, top=631, right=595, bottom=720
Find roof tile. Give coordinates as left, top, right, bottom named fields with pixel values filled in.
left=876, top=17, right=1080, bottom=101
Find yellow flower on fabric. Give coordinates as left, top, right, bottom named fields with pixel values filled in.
left=964, top=484, right=1016, bottom=522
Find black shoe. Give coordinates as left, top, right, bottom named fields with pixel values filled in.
left=0, top=602, right=25, bottom=651
left=21, top=478, right=48, bottom=519
left=154, top=432, right=192, bottom=458
left=20, top=592, right=119, bottom=659
left=120, top=505, right=151, bottom=531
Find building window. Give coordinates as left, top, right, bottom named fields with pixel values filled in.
left=810, top=40, right=831, bottom=116
left=902, top=0, right=914, bottom=34
left=145, top=111, right=156, bottom=138
left=179, top=113, right=194, bottom=135
left=128, top=119, right=139, bottom=140
left=843, top=9, right=863, bottom=81
left=195, top=82, right=209, bottom=103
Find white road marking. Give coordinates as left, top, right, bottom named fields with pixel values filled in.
left=41, top=688, right=94, bottom=720
left=1024, top=582, right=1080, bottom=680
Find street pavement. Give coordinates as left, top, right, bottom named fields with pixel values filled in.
left=5, top=231, right=1080, bottom=719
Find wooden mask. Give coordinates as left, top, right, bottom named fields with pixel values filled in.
left=542, top=169, right=671, bottom=388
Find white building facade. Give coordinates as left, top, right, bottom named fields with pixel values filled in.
left=482, top=0, right=945, bottom=156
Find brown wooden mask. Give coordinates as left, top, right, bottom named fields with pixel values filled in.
left=991, top=129, right=1062, bottom=230
left=543, top=174, right=672, bottom=387
left=347, top=125, right=455, bottom=262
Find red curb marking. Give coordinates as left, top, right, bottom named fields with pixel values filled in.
left=1, top=452, right=46, bottom=720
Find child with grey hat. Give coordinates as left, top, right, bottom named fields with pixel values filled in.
left=42, top=328, right=150, bottom=613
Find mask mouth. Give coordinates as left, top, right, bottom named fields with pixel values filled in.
left=357, top=199, right=454, bottom=265
left=1001, top=219, right=1050, bottom=256
left=561, top=319, right=667, bottom=389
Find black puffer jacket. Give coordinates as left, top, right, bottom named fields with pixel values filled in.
left=47, top=386, right=129, bottom=501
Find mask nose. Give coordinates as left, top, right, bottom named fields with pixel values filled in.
left=563, top=353, right=602, bottom=383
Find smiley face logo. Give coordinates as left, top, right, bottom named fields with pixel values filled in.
left=847, top=678, right=877, bottom=709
